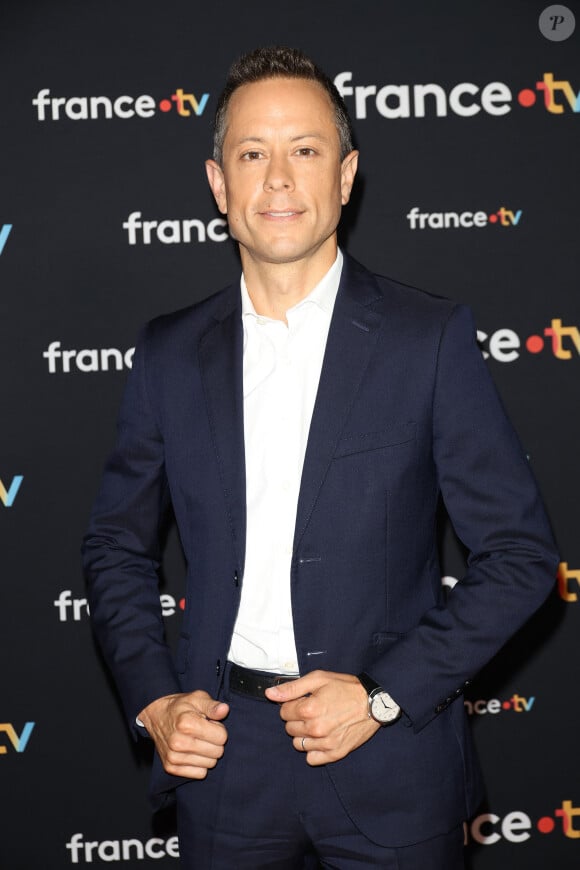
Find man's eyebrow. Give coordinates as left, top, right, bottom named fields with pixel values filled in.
left=289, top=133, right=331, bottom=143
left=232, top=133, right=331, bottom=146
left=234, top=137, right=267, bottom=146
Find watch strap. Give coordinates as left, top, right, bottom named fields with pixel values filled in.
left=357, top=671, right=381, bottom=696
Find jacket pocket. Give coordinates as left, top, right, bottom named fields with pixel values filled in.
left=334, top=422, right=416, bottom=459
left=372, top=631, right=405, bottom=648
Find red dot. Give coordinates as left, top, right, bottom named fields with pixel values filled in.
left=502, top=701, right=511, bottom=710
left=488, top=214, right=498, bottom=223
left=537, top=817, right=555, bottom=834
left=179, top=597, right=186, bottom=611
left=526, top=335, right=544, bottom=353
left=159, top=99, right=172, bottom=112
left=518, top=89, right=536, bottom=108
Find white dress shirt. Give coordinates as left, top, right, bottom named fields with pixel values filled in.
left=227, top=250, right=343, bottom=674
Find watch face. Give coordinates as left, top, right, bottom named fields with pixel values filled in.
left=370, top=691, right=400, bottom=723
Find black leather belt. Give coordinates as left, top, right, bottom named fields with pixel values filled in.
left=228, top=663, right=299, bottom=699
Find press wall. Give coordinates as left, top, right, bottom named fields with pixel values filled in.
left=1, top=2, right=579, bottom=867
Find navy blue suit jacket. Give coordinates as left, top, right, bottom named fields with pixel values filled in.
left=83, top=255, right=557, bottom=846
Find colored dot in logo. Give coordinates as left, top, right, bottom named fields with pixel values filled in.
left=518, top=89, right=537, bottom=107
left=502, top=701, right=511, bottom=710
left=537, top=816, right=555, bottom=834
left=488, top=213, right=498, bottom=224
left=179, top=597, right=186, bottom=611
left=526, top=335, right=544, bottom=353
left=159, top=99, right=172, bottom=112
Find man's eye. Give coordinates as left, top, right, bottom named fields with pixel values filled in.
left=241, top=151, right=262, bottom=160
left=296, top=148, right=316, bottom=156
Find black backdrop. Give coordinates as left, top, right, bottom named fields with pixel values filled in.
left=1, top=1, right=579, bottom=867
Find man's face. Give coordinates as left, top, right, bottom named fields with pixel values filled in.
left=206, top=77, right=358, bottom=269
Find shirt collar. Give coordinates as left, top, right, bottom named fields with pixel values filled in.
left=240, top=249, right=343, bottom=321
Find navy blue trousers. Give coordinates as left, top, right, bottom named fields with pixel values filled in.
left=176, top=666, right=465, bottom=869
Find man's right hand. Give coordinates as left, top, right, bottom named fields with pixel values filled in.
left=138, top=691, right=229, bottom=779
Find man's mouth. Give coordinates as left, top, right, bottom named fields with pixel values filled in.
left=261, top=209, right=303, bottom=218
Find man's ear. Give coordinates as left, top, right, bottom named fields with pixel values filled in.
left=205, top=159, right=228, bottom=214
left=340, top=150, right=359, bottom=206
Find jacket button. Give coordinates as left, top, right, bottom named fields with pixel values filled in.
left=233, top=571, right=239, bottom=587
left=215, top=659, right=221, bottom=676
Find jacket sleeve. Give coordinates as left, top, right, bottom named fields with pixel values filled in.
left=369, top=303, right=559, bottom=733
left=82, top=324, right=181, bottom=735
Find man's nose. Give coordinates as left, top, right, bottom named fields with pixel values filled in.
left=263, top=155, right=294, bottom=192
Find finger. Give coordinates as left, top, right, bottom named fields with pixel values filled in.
left=284, top=717, right=329, bottom=743
left=165, top=743, right=224, bottom=770
left=162, top=759, right=216, bottom=779
left=290, top=735, right=331, bottom=766
left=283, top=719, right=305, bottom=738
left=265, top=670, right=326, bottom=703
left=174, top=713, right=229, bottom=748
left=278, top=693, right=320, bottom=724
left=277, top=700, right=304, bottom=723
left=302, top=749, right=328, bottom=767
left=295, top=734, right=316, bottom=754
left=293, top=726, right=338, bottom=751
left=167, top=733, right=227, bottom=759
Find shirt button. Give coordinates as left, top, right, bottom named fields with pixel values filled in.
left=283, top=660, right=298, bottom=671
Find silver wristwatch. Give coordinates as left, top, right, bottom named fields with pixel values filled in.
left=358, top=672, right=401, bottom=725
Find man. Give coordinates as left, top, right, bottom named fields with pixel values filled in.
left=83, top=47, right=558, bottom=868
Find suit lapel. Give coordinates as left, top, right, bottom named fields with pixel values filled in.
left=294, top=257, right=385, bottom=551
left=198, top=287, right=246, bottom=572
left=196, top=258, right=385, bottom=567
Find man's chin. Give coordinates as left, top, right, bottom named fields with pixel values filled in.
left=241, top=236, right=336, bottom=268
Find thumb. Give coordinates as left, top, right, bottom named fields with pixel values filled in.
left=206, top=700, right=230, bottom=721
left=265, top=671, right=322, bottom=702
left=194, top=694, right=230, bottom=721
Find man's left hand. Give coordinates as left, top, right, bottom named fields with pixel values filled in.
left=265, top=670, right=381, bottom=765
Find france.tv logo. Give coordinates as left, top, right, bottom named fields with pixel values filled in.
left=0, top=475, right=23, bottom=507
left=0, top=224, right=12, bottom=255
left=0, top=722, right=35, bottom=754
left=335, top=70, right=580, bottom=119
left=32, top=88, right=209, bottom=121
left=518, top=73, right=580, bottom=112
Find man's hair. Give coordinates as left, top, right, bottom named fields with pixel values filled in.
left=212, top=46, right=354, bottom=165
